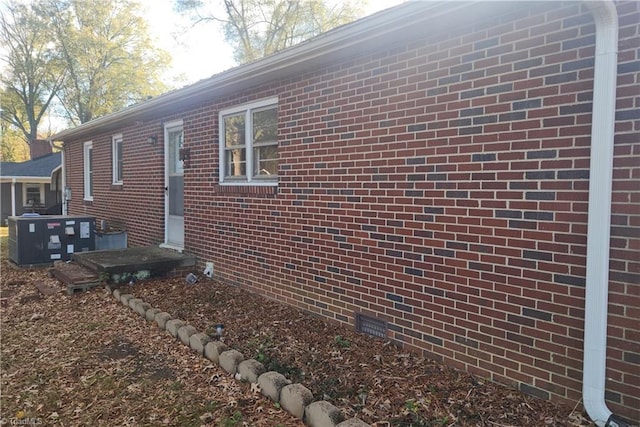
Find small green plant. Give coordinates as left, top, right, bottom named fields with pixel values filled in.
left=169, top=380, right=183, bottom=391
left=218, top=410, right=243, bottom=427
left=247, top=335, right=273, bottom=362
left=267, top=359, right=302, bottom=381
left=205, top=325, right=218, bottom=338
left=390, top=399, right=450, bottom=427
left=433, top=417, right=449, bottom=426
left=405, top=399, right=420, bottom=413
left=98, top=272, right=110, bottom=283
left=334, top=335, right=351, bottom=348
left=203, top=400, right=218, bottom=412
left=85, top=321, right=105, bottom=331
left=246, top=335, right=302, bottom=381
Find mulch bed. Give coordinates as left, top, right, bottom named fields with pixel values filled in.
left=126, top=275, right=594, bottom=426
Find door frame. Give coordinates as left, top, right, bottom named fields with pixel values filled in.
left=161, top=119, right=184, bottom=251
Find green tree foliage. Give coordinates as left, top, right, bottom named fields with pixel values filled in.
left=176, top=0, right=364, bottom=64
left=38, top=0, right=171, bottom=124
left=1, top=0, right=172, bottom=133
left=0, top=121, right=30, bottom=162
left=0, top=1, right=64, bottom=143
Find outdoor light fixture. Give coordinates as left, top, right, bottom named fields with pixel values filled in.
left=215, top=324, right=224, bottom=337
left=147, top=134, right=158, bottom=146
left=179, top=147, right=190, bottom=161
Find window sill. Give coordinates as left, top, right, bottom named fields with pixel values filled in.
left=214, top=184, right=278, bottom=196
left=83, top=199, right=93, bottom=206
left=111, top=183, right=123, bottom=191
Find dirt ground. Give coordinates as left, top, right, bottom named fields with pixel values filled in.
left=1, top=245, right=594, bottom=426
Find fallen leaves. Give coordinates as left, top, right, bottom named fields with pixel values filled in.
left=0, top=251, right=596, bottom=427
left=0, top=260, right=303, bottom=427
left=250, top=382, right=261, bottom=394
left=126, top=276, right=596, bottom=427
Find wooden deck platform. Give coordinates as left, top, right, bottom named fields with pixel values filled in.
left=73, top=246, right=196, bottom=275
left=50, top=261, right=101, bottom=295
left=50, top=247, right=197, bottom=294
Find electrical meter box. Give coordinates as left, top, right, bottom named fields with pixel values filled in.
left=8, top=215, right=96, bottom=266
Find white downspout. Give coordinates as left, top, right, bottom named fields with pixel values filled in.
left=61, top=145, right=67, bottom=215
left=49, top=140, right=67, bottom=215
left=582, top=1, right=629, bottom=426
left=11, top=178, right=16, bottom=216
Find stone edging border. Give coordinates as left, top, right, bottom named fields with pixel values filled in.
left=108, top=286, right=370, bottom=427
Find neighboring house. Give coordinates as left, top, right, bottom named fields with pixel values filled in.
left=0, top=140, right=62, bottom=224
left=50, top=1, right=639, bottom=423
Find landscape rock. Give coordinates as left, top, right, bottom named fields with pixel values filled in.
left=177, top=325, right=197, bottom=345
left=134, top=302, right=151, bottom=317
left=219, top=349, right=244, bottom=375
left=237, top=359, right=266, bottom=383
left=257, top=371, right=291, bottom=403
left=204, top=341, right=228, bottom=364
left=154, top=312, right=172, bottom=330
left=120, top=294, right=134, bottom=306
left=336, top=419, right=370, bottom=427
left=145, top=308, right=161, bottom=322
left=165, top=319, right=186, bottom=338
left=127, top=298, right=142, bottom=310
left=113, top=289, right=121, bottom=301
left=189, top=333, right=211, bottom=355
left=305, top=401, right=345, bottom=427
left=280, top=383, right=314, bottom=419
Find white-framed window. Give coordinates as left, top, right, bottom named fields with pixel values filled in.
left=219, top=97, right=278, bottom=185
left=112, top=134, right=123, bottom=184
left=83, top=141, right=93, bottom=200
left=23, top=183, right=44, bottom=206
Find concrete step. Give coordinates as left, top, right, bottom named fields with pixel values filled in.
left=72, top=246, right=197, bottom=284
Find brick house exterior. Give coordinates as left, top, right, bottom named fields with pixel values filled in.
left=52, top=1, right=639, bottom=422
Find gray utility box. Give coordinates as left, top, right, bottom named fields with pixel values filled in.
left=95, top=230, right=127, bottom=250
left=8, top=215, right=96, bottom=266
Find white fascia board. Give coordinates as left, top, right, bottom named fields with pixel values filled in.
left=0, top=177, right=51, bottom=183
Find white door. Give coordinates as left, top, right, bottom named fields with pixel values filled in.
left=164, top=121, right=184, bottom=249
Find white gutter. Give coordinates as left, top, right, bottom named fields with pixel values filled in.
left=582, top=1, right=629, bottom=426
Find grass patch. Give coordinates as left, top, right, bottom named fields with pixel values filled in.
left=0, top=226, right=8, bottom=255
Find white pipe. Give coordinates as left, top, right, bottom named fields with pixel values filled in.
left=582, top=1, right=628, bottom=426
left=61, top=145, right=67, bottom=215
left=11, top=178, right=16, bottom=216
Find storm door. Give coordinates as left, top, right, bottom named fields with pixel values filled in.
left=164, top=120, right=184, bottom=249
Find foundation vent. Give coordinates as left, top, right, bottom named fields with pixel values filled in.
left=356, top=313, right=387, bottom=339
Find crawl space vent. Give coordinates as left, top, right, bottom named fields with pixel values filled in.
left=356, top=313, right=387, bottom=339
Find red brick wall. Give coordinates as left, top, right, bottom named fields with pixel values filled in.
left=65, top=1, right=640, bottom=420
left=65, top=119, right=172, bottom=245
